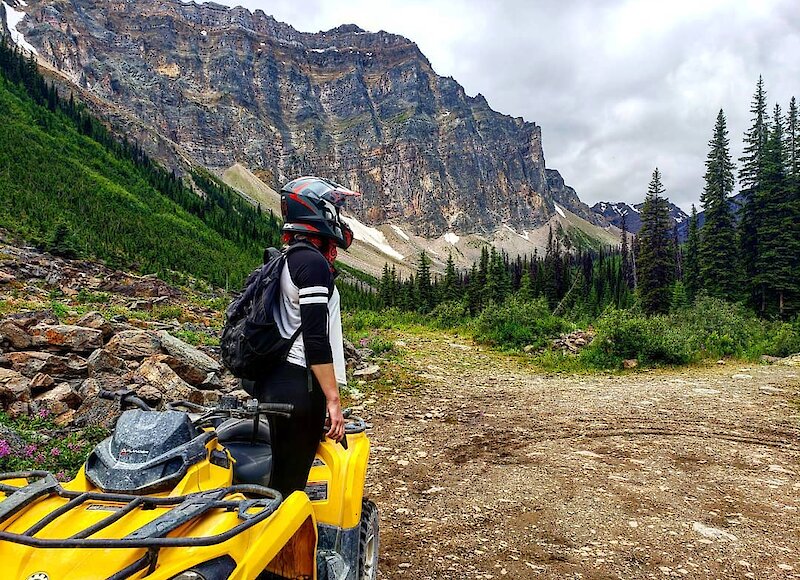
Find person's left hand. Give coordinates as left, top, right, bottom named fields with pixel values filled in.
left=325, top=396, right=345, bottom=441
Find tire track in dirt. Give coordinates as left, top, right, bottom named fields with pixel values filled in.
left=358, top=330, right=800, bottom=579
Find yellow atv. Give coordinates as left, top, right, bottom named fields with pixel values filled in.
left=0, top=389, right=378, bottom=580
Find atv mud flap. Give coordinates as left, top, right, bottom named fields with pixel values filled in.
left=316, top=523, right=359, bottom=580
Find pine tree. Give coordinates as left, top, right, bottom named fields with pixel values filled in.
left=738, top=77, right=770, bottom=306
left=698, top=109, right=739, bottom=301
left=518, top=269, right=534, bottom=301
left=755, top=104, right=799, bottom=317
left=684, top=205, right=700, bottom=302
left=620, top=212, right=633, bottom=289
left=416, top=252, right=434, bottom=312
left=441, top=252, right=459, bottom=302
left=637, top=168, right=675, bottom=314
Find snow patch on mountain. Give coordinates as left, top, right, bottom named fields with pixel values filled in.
left=2, top=1, right=37, bottom=54
left=390, top=224, right=410, bottom=241
left=554, top=204, right=566, bottom=218
left=342, top=215, right=404, bottom=260
left=444, top=232, right=460, bottom=245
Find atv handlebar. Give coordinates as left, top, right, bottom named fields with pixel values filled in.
left=98, top=389, right=153, bottom=412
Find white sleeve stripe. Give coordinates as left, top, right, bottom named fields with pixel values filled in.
left=299, top=296, right=329, bottom=305
left=299, top=286, right=329, bottom=296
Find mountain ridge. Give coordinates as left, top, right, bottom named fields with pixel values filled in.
left=9, top=0, right=608, bottom=239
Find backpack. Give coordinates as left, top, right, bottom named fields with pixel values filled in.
left=220, top=243, right=314, bottom=380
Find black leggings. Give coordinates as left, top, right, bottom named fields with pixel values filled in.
left=255, top=362, right=326, bottom=498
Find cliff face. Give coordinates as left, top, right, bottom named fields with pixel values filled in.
left=14, top=0, right=600, bottom=235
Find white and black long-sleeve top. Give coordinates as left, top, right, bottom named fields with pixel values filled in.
left=275, top=246, right=347, bottom=386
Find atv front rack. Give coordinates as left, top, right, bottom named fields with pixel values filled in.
left=0, top=470, right=281, bottom=548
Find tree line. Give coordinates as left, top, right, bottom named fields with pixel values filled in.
left=635, top=77, right=799, bottom=319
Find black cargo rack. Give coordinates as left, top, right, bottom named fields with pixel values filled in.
left=0, top=470, right=282, bottom=577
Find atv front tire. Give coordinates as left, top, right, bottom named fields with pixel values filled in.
left=358, top=499, right=379, bottom=580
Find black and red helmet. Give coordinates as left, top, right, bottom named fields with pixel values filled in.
left=280, top=176, right=359, bottom=249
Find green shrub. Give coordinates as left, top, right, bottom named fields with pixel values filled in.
left=676, top=294, right=762, bottom=358
left=474, top=297, right=569, bottom=349
left=430, top=300, right=470, bottom=329
left=582, top=308, right=691, bottom=367
left=367, top=335, right=395, bottom=355
left=760, top=320, right=800, bottom=358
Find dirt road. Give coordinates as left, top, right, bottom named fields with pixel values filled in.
left=356, top=330, right=800, bottom=579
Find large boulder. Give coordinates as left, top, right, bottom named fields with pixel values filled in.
left=4, top=351, right=87, bottom=379
left=31, top=324, right=103, bottom=352
left=0, top=320, right=32, bottom=349
left=76, top=311, right=114, bottom=339
left=87, top=349, right=126, bottom=376
left=157, top=331, right=221, bottom=385
left=0, top=367, right=31, bottom=405
left=133, top=356, right=198, bottom=402
left=29, top=372, right=55, bottom=394
left=4, top=310, right=58, bottom=330
left=32, top=383, right=83, bottom=417
left=73, top=395, right=120, bottom=429
left=106, top=330, right=161, bottom=359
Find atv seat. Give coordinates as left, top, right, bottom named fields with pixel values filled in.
left=216, top=418, right=272, bottom=487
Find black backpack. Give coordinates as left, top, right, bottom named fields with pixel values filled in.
left=220, top=244, right=313, bottom=380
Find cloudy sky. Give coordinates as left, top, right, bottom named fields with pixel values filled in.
left=224, top=0, right=799, bottom=212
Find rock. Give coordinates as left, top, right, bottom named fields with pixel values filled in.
left=135, top=384, right=165, bottom=405
left=5, top=351, right=87, bottom=379
left=73, top=396, right=120, bottom=429
left=200, top=371, right=223, bottom=390
left=716, top=359, right=726, bottom=365
left=134, top=356, right=196, bottom=401
left=0, top=320, right=32, bottom=349
left=5, top=310, right=58, bottom=330
left=623, top=359, right=639, bottom=370
left=30, top=324, right=103, bottom=352
left=156, top=331, right=221, bottom=385
left=759, top=385, right=784, bottom=396
left=87, top=348, right=126, bottom=376
left=78, top=377, right=102, bottom=399
left=54, top=409, right=76, bottom=427
left=523, top=345, right=535, bottom=354
left=0, top=270, right=15, bottom=283
left=732, top=374, right=753, bottom=380
left=691, top=522, right=738, bottom=542
left=759, top=354, right=781, bottom=364
left=32, top=383, right=81, bottom=417
left=76, top=311, right=114, bottom=339
left=0, top=367, right=31, bottom=405
left=778, top=354, right=800, bottom=366
left=228, top=388, right=252, bottom=401
left=29, top=372, right=55, bottom=394
left=200, top=390, right=222, bottom=406
left=6, top=401, right=30, bottom=419
left=343, top=338, right=363, bottom=369
left=0, top=424, right=26, bottom=453
left=106, top=330, right=162, bottom=359
left=353, top=365, right=381, bottom=380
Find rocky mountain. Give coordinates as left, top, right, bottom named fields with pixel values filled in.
left=7, top=0, right=604, bottom=237
left=592, top=193, right=746, bottom=242
left=591, top=201, right=690, bottom=241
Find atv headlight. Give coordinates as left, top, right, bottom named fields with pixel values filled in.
left=169, top=556, right=236, bottom=580
left=171, top=573, right=206, bottom=580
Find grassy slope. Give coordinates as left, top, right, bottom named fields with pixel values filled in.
left=0, top=80, right=263, bottom=285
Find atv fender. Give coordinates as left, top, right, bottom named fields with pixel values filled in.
left=232, top=491, right=318, bottom=580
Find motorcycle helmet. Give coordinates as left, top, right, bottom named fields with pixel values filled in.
left=280, top=176, right=359, bottom=249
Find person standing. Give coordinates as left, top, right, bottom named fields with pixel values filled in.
left=254, top=176, right=357, bottom=498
